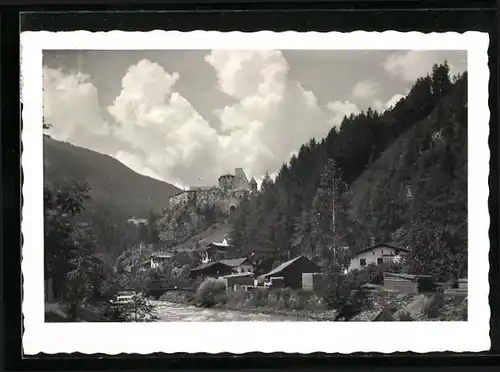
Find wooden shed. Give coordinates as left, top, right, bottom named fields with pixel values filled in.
left=259, top=256, right=321, bottom=290
left=383, top=272, right=436, bottom=293
left=302, top=272, right=323, bottom=291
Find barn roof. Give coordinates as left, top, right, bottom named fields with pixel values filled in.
left=355, top=242, right=409, bottom=256
left=190, top=261, right=231, bottom=272
left=260, top=255, right=317, bottom=279
left=219, top=257, right=250, bottom=267
left=210, top=241, right=230, bottom=248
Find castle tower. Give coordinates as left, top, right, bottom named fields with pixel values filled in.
left=249, top=177, right=257, bottom=193
left=218, top=174, right=235, bottom=192
left=234, top=168, right=249, bottom=190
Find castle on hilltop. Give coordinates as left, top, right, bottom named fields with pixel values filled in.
left=168, top=168, right=258, bottom=214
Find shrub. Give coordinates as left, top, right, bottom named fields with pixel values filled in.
left=460, top=302, right=468, bottom=321
left=195, top=278, right=227, bottom=308
left=288, top=291, right=307, bottom=310
left=225, top=287, right=249, bottom=310
left=424, top=293, right=445, bottom=319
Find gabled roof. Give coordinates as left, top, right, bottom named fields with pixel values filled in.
left=219, top=257, right=250, bottom=267
left=190, top=261, right=231, bottom=272
left=208, top=241, right=231, bottom=248
left=260, top=255, right=317, bottom=279
left=355, top=242, right=409, bottom=256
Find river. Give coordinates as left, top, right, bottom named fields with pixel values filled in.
left=151, top=301, right=311, bottom=322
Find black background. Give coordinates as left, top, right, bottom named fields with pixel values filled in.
left=1, top=0, right=499, bottom=370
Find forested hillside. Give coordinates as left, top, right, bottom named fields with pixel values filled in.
left=230, top=62, right=467, bottom=281
left=43, top=136, right=179, bottom=258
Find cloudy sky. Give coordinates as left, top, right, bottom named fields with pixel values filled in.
left=43, top=49, right=466, bottom=189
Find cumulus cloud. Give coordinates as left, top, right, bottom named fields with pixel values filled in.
left=326, top=100, right=360, bottom=126
left=385, top=93, right=405, bottom=109
left=43, top=67, right=110, bottom=149
left=205, top=50, right=332, bottom=180
left=205, top=51, right=330, bottom=179
left=383, top=51, right=465, bottom=82
left=205, top=50, right=288, bottom=100
left=108, top=59, right=179, bottom=127
left=107, top=59, right=222, bottom=187
left=351, top=79, right=380, bottom=100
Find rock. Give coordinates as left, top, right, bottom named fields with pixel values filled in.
left=396, top=293, right=407, bottom=301
left=351, top=310, right=380, bottom=321
left=394, top=311, right=416, bottom=321
left=373, top=308, right=398, bottom=321
left=400, top=294, right=431, bottom=318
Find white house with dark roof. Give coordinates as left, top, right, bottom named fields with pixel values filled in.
left=142, top=251, right=174, bottom=270
left=219, top=257, right=254, bottom=274
left=347, top=242, right=409, bottom=272
left=199, top=237, right=232, bottom=263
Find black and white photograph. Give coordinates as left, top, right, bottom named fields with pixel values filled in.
left=21, top=31, right=490, bottom=354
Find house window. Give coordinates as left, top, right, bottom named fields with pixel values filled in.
left=377, top=258, right=383, bottom=265
left=360, top=258, right=366, bottom=267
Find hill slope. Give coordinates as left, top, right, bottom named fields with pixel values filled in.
left=44, top=136, right=179, bottom=216
left=43, top=136, right=180, bottom=257
left=228, top=63, right=467, bottom=280
left=345, top=74, right=467, bottom=278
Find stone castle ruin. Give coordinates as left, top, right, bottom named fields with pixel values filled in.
left=169, top=168, right=258, bottom=214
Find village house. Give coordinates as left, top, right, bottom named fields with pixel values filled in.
left=149, top=251, right=174, bottom=269
left=189, top=261, right=233, bottom=281
left=219, top=257, right=254, bottom=274
left=259, top=255, right=321, bottom=290
left=198, top=237, right=232, bottom=263
left=140, top=251, right=174, bottom=270
left=347, top=242, right=409, bottom=272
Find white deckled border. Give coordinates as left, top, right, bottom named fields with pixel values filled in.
left=21, top=31, right=490, bottom=355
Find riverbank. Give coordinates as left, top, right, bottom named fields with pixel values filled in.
left=158, top=289, right=336, bottom=320
left=158, top=288, right=468, bottom=322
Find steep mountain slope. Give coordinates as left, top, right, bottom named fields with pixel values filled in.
left=345, top=74, right=467, bottom=279
left=228, top=63, right=467, bottom=280
left=171, top=222, right=232, bottom=252
left=43, top=136, right=180, bottom=258
left=44, top=136, right=179, bottom=217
